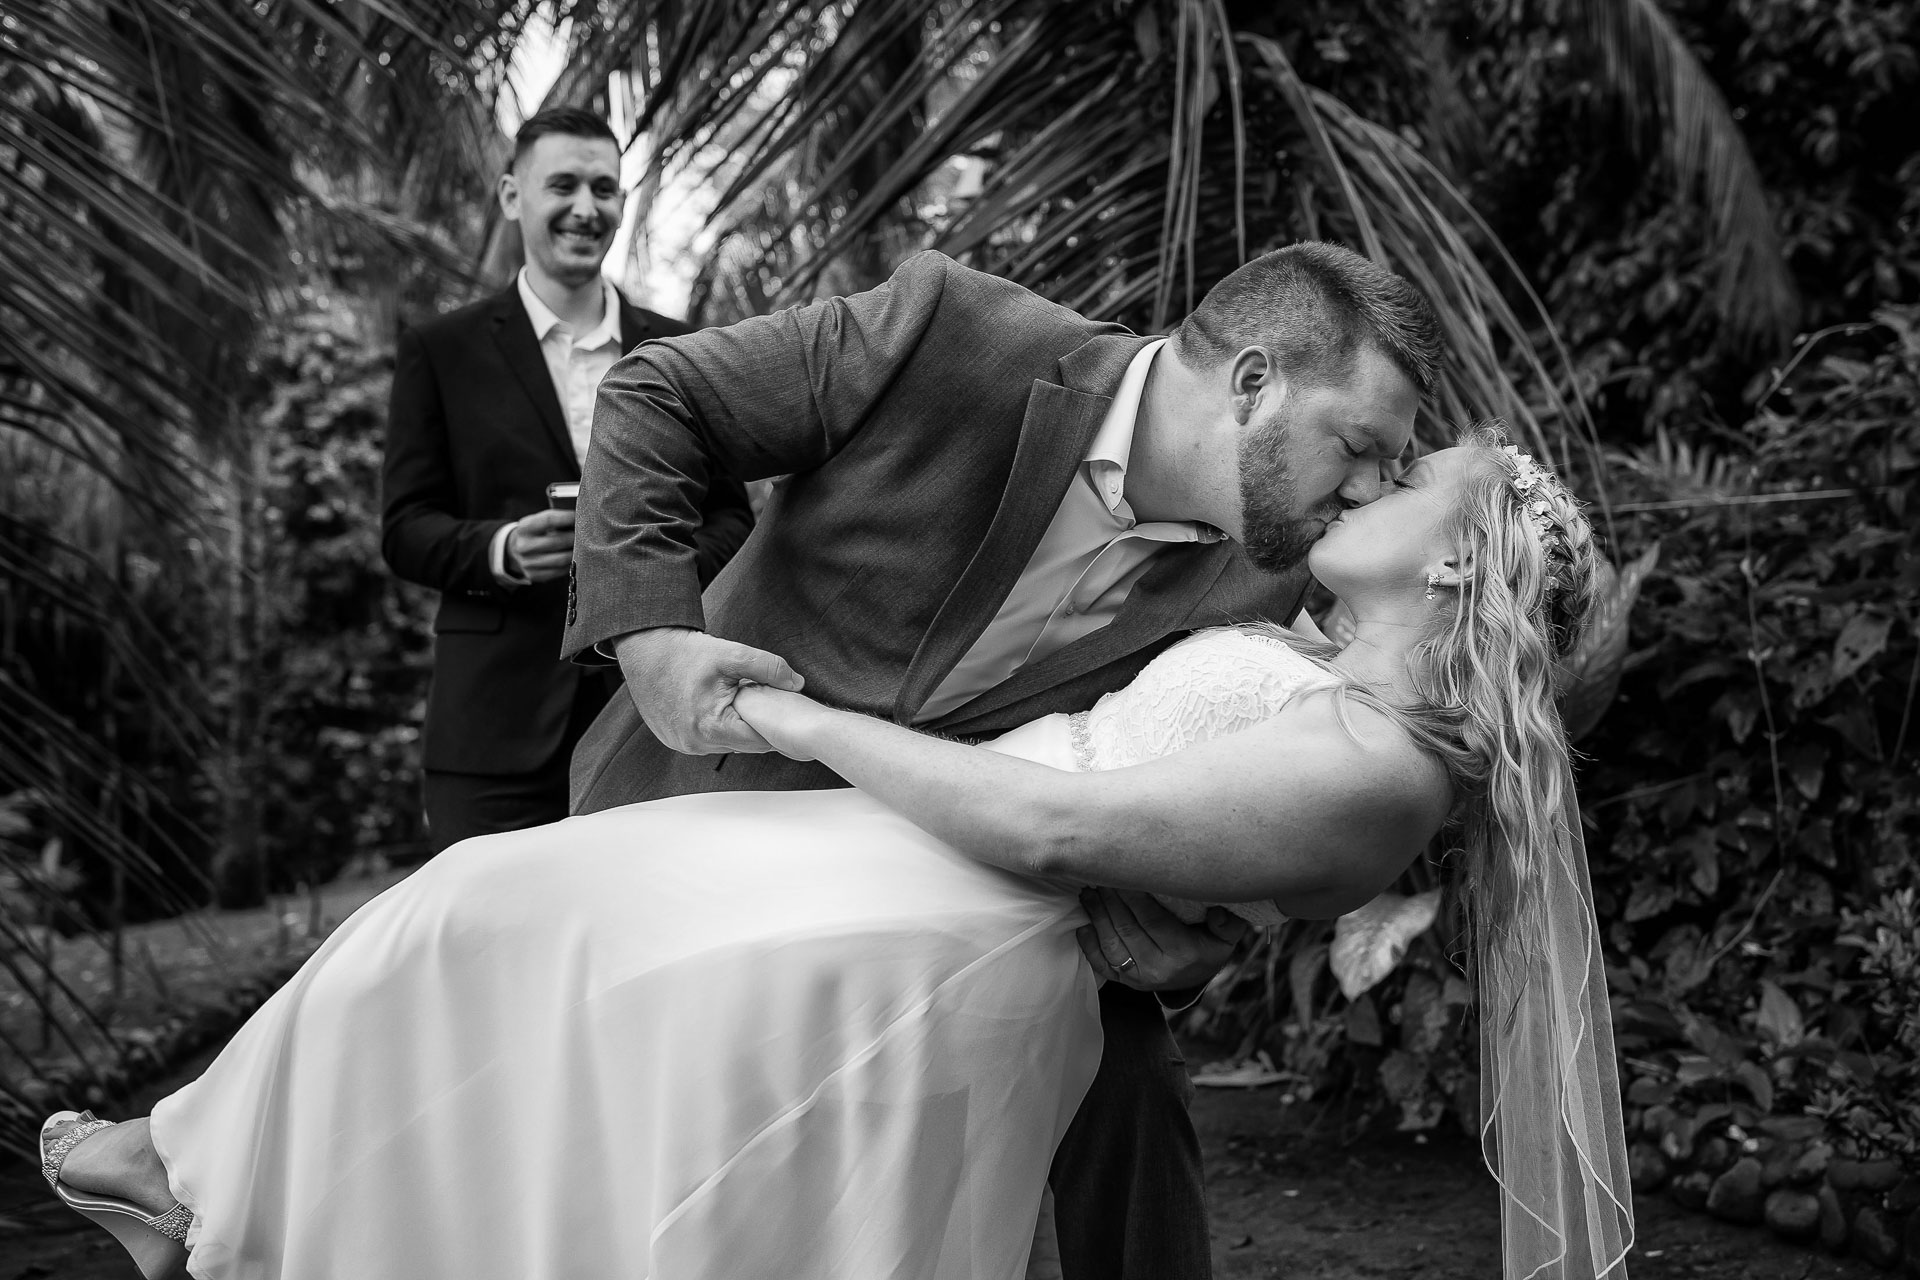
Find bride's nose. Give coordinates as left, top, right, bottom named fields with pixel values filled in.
left=1337, top=465, right=1384, bottom=508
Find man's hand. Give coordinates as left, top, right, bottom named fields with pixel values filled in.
left=506, top=508, right=576, bottom=583
left=613, top=627, right=805, bottom=755
left=1076, top=889, right=1248, bottom=992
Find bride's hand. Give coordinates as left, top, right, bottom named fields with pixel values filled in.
left=731, top=684, right=831, bottom=761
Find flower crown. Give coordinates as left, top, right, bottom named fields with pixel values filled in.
left=1500, top=444, right=1558, bottom=544
left=1496, top=444, right=1585, bottom=655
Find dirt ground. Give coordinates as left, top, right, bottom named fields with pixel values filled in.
left=1193, top=1083, right=1885, bottom=1280
left=1, top=1058, right=1886, bottom=1279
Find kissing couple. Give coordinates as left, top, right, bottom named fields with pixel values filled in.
left=42, top=244, right=1633, bottom=1279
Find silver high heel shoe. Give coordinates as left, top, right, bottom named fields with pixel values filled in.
left=41, top=1110, right=192, bottom=1280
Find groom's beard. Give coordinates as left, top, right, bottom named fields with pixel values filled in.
left=1237, top=412, right=1337, bottom=574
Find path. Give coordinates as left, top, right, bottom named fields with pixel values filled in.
left=2, top=1065, right=1884, bottom=1278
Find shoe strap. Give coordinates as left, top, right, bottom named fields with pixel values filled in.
left=41, top=1113, right=114, bottom=1191
left=149, top=1200, right=195, bottom=1241
left=42, top=1113, right=195, bottom=1240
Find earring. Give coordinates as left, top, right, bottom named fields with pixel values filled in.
left=1425, top=573, right=1439, bottom=601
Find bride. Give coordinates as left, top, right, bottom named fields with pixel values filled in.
left=41, top=428, right=1632, bottom=1280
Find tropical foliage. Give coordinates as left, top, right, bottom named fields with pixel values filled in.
left=4, top=0, right=1918, bottom=1194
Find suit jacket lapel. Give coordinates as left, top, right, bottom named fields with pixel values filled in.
left=923, top=538, right=1235, bottom=730
left=892, top=333, right=1153, bottom=724
left=490, top=289, right=575, bottom=469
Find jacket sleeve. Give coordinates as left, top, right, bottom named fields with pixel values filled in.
left=380, top=325, right=510, bottom=598
left=564, top=251, right=953, bottom=660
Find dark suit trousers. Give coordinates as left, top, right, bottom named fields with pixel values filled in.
left=1051, top=983, right=1210, bottom=1280
left=423, top=674, right=613, bottom=853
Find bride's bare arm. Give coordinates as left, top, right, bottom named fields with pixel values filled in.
left=734, top=686, right=1449, bottom=919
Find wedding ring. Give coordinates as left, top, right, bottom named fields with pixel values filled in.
left=1116, top=955, right=1137, bottom=971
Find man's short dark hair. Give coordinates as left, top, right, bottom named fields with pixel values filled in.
left=510, top=106, right=619, bottom=172
left=1171, top=242, right=1444, bottom=398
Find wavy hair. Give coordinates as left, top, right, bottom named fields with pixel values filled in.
left=1408, top=423, right=1603, bottom=962
left=1256, top=422, right=1604, bottom=946
left=1256, top=422, right=1623, bottom=1275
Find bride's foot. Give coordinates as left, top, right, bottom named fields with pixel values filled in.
left=50, top=1115, right=176, bottom=1216
left=41, top=1111, right=191, bottom=1280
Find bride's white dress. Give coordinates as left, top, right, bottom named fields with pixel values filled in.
left=149, top=628, right=1336, bottom=1279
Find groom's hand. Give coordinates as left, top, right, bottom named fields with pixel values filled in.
left=1077, top=889, right=1248, bottom=994
left=612, top=626, right=805, bottom=755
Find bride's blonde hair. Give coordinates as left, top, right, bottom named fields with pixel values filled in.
left=1265, top=423, right=1603, bottom=944
left=1397, top=423, right=1603, bottom=954
left=1264, top=423, right=1626, bottom=1275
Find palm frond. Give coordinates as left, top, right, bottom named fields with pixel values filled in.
left=1243, top=36, right=1606, bottom=486
left=610, top=0, right=1605, bottom=493
left=1566, top=0, right=1797, bottom=348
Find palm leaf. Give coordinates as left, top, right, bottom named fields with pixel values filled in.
left=1242, top=35, right=1606, bottom=484
left=1565, top=0, right=1797, bottom=347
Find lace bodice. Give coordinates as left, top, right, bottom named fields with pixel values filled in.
left=1068, top=627, right=1340, bottom=772
left=984, top=627, right=1343, bottom=928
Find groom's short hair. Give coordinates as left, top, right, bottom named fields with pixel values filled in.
left=1172, top=242, right=1443, bottom=397
left=510, top=106, right=619, bottom=172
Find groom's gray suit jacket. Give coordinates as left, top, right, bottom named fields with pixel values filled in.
left=563, top=250, right=1310, bottom=812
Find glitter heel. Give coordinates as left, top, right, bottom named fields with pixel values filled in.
left=41, top=1110, right=192, bottom=1280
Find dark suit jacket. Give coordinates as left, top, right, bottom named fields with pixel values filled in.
left=564, top=251, right=1308, bottom=811
left=382, top=283, right=753, bottom=776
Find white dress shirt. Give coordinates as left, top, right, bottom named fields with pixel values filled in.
left=489, top=270, right=626, bottom=586
left=916, top=340, right=1225, bottom=723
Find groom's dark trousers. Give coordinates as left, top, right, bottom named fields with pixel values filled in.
left=563, top=251, right=1308, bottom=1280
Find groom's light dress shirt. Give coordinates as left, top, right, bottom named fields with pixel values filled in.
left=489, top=269, right=626, bottom=586
left=915, top=339, right=1224, bottom=723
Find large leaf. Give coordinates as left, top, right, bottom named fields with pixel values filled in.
left=1329, top=890, right=1443, bottom=1000
left=1560, top=541, right=1662, bottom=741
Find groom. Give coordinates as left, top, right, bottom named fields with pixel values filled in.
left=563, top=244, right=1440, bottom=1279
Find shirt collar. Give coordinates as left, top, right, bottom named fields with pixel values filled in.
left=1081, top=338, right=1225, bottom=543
left=1084, top=338, right=1163, bottom=484
left=516, top=268, right=624, bottom=350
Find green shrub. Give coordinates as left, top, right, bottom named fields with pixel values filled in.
left=1193, top=306, right=1919, bottom=1161
left=248, top=305, right=434, bottom=880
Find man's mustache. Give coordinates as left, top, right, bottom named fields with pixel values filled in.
left=551, top=218, right=609, bottom=237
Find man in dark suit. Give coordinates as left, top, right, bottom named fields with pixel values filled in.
left=381, top=106, right=751, bottom=853
left=562, top=243, right=1442, bottom=1279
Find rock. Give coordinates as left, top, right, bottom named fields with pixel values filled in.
left=1762, top=1151, right=1796, bottom=1189
left=1905, top=1209, right=1920, bottom=1278
left=1854, top=1207, right=1902, bottom=1269
left=1792, top=1142, right=1834, bottom=1186
left=1672, top=1170, right=1714, bottom=1211
left=1891, top=1177, right=1920, bottom=1216
left=1649, top=1103, right=1697, bottom=1163
left=1820, top=1186, right=1850, bottom=1253
left=1765, top=1189, right=1821, bottom=1242
left=1834, top=1159, right=1905, bottom=1194
left=1630, top=1143, right=1670, bottom=1193
left=1695, top=1136, right=1734, bottom=1174
left=1709, top=1158, right=1767, bottom=1225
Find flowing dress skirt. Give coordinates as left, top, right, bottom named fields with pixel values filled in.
left=149, top=789, right=1101, bottom=1280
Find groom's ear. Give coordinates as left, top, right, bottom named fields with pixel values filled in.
left=498, top=169, right=522, bottom=221
left=1227, top=346, right=1281, bottom=423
